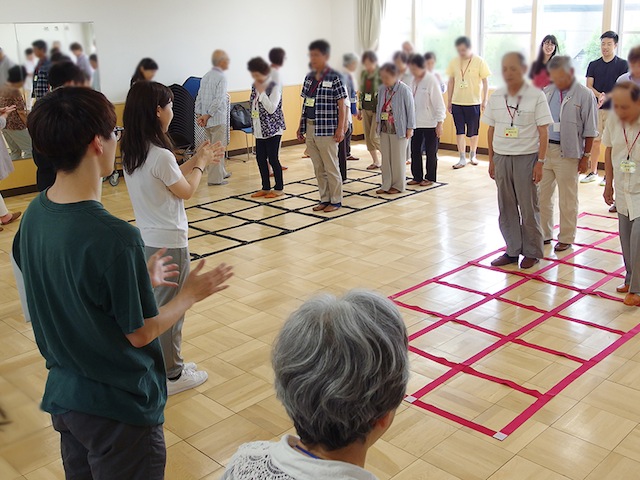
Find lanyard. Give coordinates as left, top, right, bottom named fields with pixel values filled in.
left=383, top=84, right=398, bottom=111
left=412, top=74, right=425, bottom=98
left=460, top=55, right=473, bottom=81
left=504, top=95, right=522, bottom=127
left=623, top=125, right=640, bottom=161
left=294, top=445, right=321, bottom=460
left=307, top=68, right=329, bottom=98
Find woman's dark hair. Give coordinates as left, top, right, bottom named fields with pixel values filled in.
left=25, top=47, right=34, bottom=56
left=424, top=51, right=436, bottom=62
left=409, top=54, right=425, bottom=69
left=130, top=58, right=159, bottom=86
left=380, top=62, right=398, bottom=76
left=121, top=81, right=174, bottom=175
left=49, top=61, right=85, bottom=88
left=89, top=53, right=98, bottom=63
left=455, top=36, right=471, bottom=48
left=69, top=42, right=83, bottom=52
left=7, top=65, right=27, bottom=84
left=392, top=51, right=409, bottom=63
left=247, top=57, right=270, bottom=76
left=28, top=87, right=116, bottom=173
left=629, top=46, right=640, bottom=64
left=50, top=52, right=70, bottom=64
left=361, top=50, right=378, bottom=64
left=269, top=47, right=285, bottom=66
left=530, top=34, right=559, bottom=77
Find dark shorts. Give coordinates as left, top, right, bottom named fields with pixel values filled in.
left=52, top=411, right=166, bottom=480
left=451, top=104, right=481, bottom=137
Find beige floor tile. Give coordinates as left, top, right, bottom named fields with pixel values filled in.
left=165, top=441, right=222, bottom=480
left=613, top=424, right=640, bottom=463
left=585, top=452, right=640, bottom=480
left=164, top=394, right=234, bottom=438
left=488, top=455, right=571, bottom=479
left=202, top=372, right=273, bottom=412
left=421, top=430, right=514, bottom=480
left=519, top=428, right=609, bottom=480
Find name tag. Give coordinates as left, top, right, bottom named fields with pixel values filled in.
left=364, top=93, right=373, bottom=102
left=380, top=112, right=389, bottom=121
left=504, top=127, right=519, bottom=138
left=553, top=123, right=561, bottom=133
left=459, top=81, right=469, bottom=89
left=621, top=160, right=637, bottom=174
left=305, top=97, right=315, bottom=108
left=322, top=80, right=333, bottom=88
left=251, top=110, right=259, bottom=119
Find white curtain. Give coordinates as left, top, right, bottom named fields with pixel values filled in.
left=357, top=0, right=387, bottom=51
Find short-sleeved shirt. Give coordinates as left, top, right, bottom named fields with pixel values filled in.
left=617, top=72, right=640, bottom=86
left=299, top=67, right=347, bottom=136
left=586, top=56, right=629, bottom=110
left=602, top=113, right=640, bottom=221
left=482, top=83, right=553, bottom=156
left=0, top=85, right=27, bottom=129
left=446, top=55, right=491, bottom=106
left=124, top=144, right=188, bottom=249
left=12, top=192, right=166, bottom=426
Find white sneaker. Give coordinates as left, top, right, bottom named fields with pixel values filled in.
left=183, top=362, right=197, bottom=372
left=167, top=368, right=208, bottom=395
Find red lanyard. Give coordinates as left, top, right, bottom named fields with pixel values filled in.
left=383, top=84, right=398, bottom=111
left=623, top=125, right=640, bottom=161
left=307, top=68, right=329, bottom=98
left=504, top=95, right=522, bottom=127
left=460, top=55, right=473, bottom=81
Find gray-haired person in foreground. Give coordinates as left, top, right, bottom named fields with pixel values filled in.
left=221, top=290, right=409, bottom=480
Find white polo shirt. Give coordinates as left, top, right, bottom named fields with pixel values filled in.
left=602, top=113, right=640, bottom=221
left=482, top=83, right=553, bottom=156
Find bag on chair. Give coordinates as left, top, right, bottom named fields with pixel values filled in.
left=230, top=104, right=252, bottom=130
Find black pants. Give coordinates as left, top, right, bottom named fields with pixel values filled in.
left=256, top=135, right=283, bottom=191
left=338, top=124, right=353, bottom=181
left=52, top=411, right=166, bottom=480
left=411, top=128, right=439, bottom=182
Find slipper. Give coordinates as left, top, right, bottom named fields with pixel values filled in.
left=251, top=191, right=269, bottom=198
left=407, top=180, right=421, bottom=185
left=420, top=180, right=433, bottom=186
left=367, top=164, right=380, bottom=170
left=388, top=188, right=401, bottom=194
left=1, top=211, right=21, bottom=225
left=313, top=203, right=330, bottom=211
left=452, top=162, right=466, bottom=170
left=265, top=191, right=284, bottom=199
left=376, top=189, right=388, bottom=194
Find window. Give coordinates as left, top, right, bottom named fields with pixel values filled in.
left=621, top=0, right=640, bottom=60
left=481, top=0, right=533, bottom=84
left=415, top=0, right=466, bottom=72
left=537, top=0, right=604, bottom=80
left=378, top=0, right=413, bottom=62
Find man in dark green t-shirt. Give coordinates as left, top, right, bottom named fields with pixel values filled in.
left=12, top=87, right=232, bottom=479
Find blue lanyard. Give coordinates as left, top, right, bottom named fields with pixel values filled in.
left=294, top=445, right=321, bottom=459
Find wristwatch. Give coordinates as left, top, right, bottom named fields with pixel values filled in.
left=583, top=152, right=592, bottom=158
left=537, top=158, right=546, bottom=164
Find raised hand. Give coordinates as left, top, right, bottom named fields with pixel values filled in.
left=147, top=248, right=180, bottom=288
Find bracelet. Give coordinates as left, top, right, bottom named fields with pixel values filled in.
left=193, top=166, right=204, bottom=174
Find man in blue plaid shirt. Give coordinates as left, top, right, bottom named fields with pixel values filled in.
left=31, top=40, right=51, bottom=102
left=297, top=40, right=347, bottom=213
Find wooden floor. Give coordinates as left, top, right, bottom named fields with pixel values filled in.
left=1, top=142, right=640, bottom=480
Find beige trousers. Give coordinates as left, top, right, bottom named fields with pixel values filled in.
left=306, top=121, right=342, bottom=205
left=539, top=143, right=580, bottom=244
left=362, top=109, right=381, bottom=153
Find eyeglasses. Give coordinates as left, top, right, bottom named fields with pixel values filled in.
left=113, top=126, right=124, bottom=141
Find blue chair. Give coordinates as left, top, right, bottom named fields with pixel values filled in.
left=182, top=76, right=202, bottom=99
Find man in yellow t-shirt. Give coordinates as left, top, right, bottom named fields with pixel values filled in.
left=446, top=36, right=491, bottom=169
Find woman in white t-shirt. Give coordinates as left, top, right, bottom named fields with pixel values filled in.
left=121, top=81, right=223, bottom=395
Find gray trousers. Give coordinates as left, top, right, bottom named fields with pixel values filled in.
left=494, top=153, right=544, bottom=259
left=52, top=411, right=165, bottom=480
left=619, top=213, right=640, bottom=293
left=306, top=121, right=342, bottom=205
left=2, top=128, right=32, bottom=160
left=380, top=132, right=407, bottom=192
left=145, top=246, right=191, bottom=378
left=205, top=124, right=229, bottom=185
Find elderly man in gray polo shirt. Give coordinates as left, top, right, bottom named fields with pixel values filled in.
left=540, top=56, right=598, bottom=252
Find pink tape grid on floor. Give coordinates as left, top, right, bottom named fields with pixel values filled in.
left=392, top=213, right=638, bottom=441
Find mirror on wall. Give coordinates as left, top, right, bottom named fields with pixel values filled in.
left=0, top=22, right=97, bottom=162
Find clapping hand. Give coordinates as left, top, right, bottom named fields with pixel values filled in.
left=182, top=261, right=234, bottom=303
left=147, top=248, right=180, bottom=288
left=198, top=141, right=225, bottom=165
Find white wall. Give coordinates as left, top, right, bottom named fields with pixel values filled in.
left=1, top=0, right=361, bottom=102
